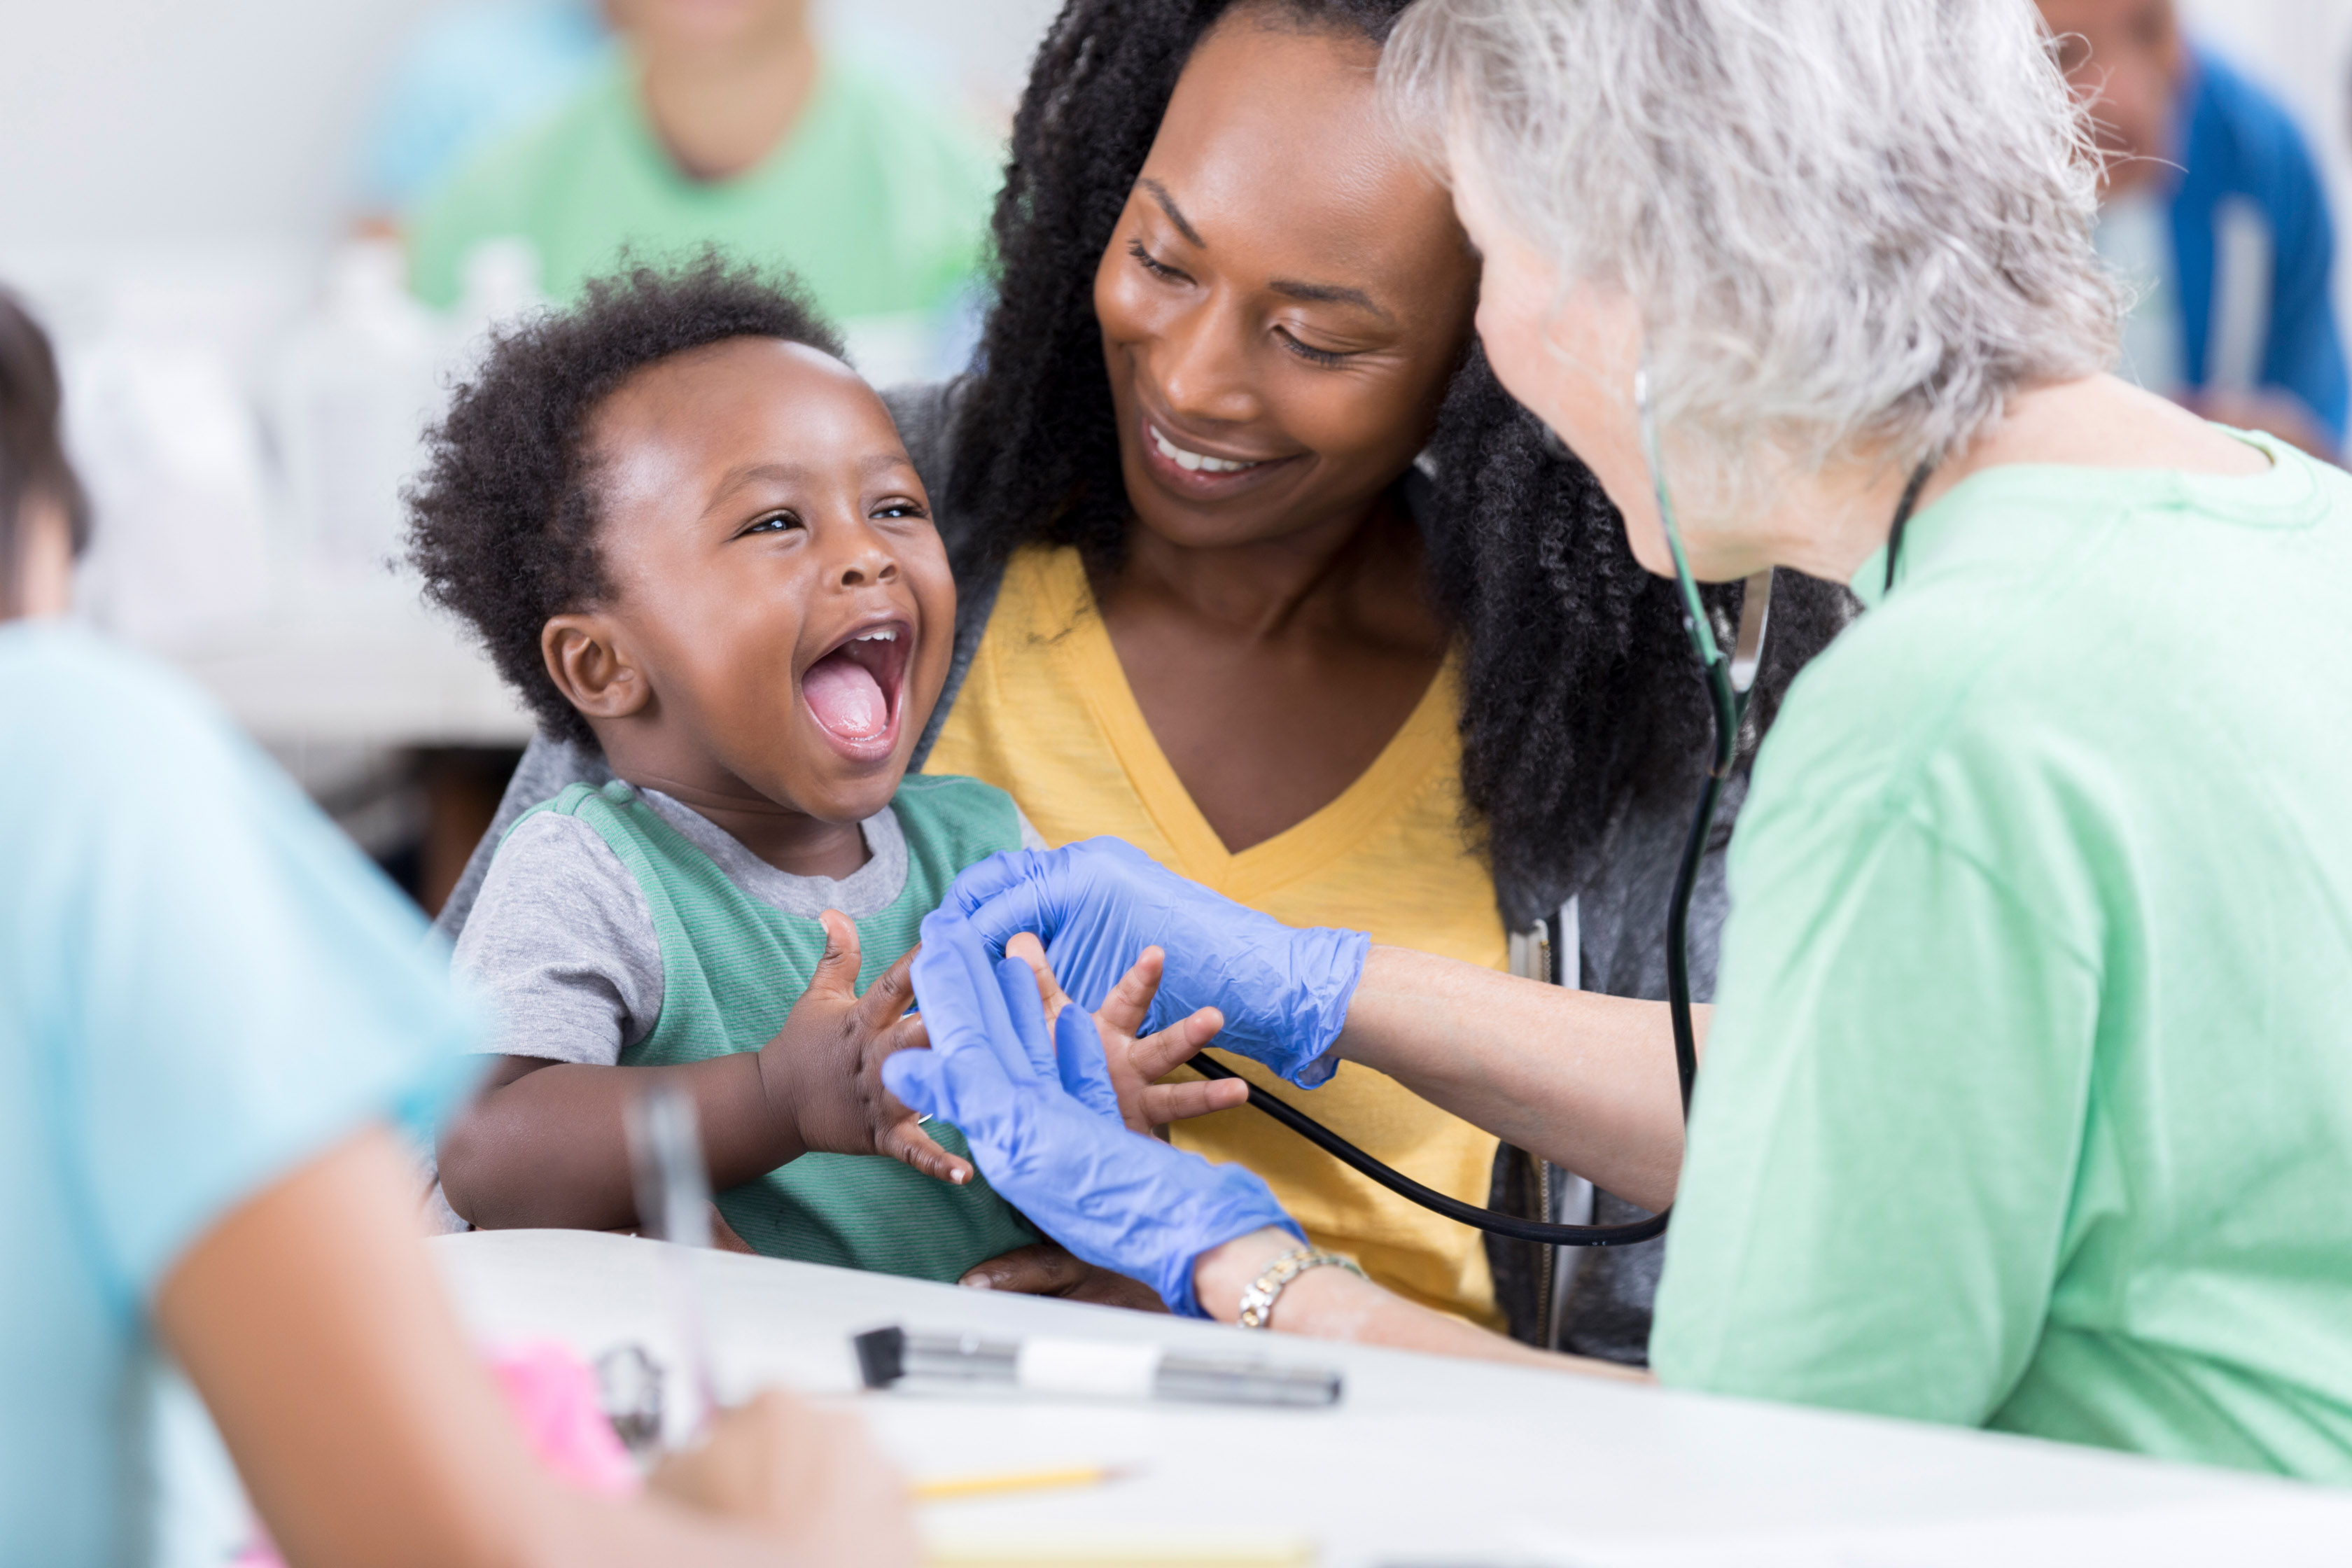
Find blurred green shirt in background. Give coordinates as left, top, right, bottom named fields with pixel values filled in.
left=406, top=55, right=1000, bottom=327
left=1652, top=432, right=2352, bottom=1483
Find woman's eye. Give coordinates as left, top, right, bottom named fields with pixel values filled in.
left=1128, top=238, right=1186, bottom=281
left=1277, top=328, right=1353, bottom=370
left=740, top=512, right=802, bottom=537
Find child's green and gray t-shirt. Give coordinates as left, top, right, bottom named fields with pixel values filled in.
left=452, top=775, right=1046, bottom=1282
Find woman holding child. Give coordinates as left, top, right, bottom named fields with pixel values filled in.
left=434, top=0, right=1847, bottom=1357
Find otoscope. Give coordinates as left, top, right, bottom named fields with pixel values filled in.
left=1184, top=370, right=1772, bottom=1249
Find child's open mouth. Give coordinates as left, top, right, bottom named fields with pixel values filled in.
left=802, top=617, right=911, bottom=757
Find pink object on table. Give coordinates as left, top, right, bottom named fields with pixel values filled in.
left=234, top=1340, right=640, bottom=1565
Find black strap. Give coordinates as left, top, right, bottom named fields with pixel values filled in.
left=1882, top=461, right=1938, bottom=594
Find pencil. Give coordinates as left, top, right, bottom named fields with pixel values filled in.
left=912, top=1462, right=1132, bottom=1502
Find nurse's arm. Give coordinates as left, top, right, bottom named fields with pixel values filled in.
left=1190, top=1226, right=1651, bottom=1379
left=1332, top=945, right=1702, bottom=1214
left=158, top=1124, right=913, bottom=1568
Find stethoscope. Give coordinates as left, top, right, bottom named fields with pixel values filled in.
left=1184, top=372, right=1932, bottom=1250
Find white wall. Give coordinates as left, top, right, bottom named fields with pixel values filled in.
left=0, top=0, right=1062, bottom=251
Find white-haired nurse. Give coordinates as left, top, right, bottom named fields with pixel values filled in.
left=883, top=0, right=2352, bottom=1483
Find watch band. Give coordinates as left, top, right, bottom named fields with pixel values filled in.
left=1235, top=1247, right=1366, bottom=1330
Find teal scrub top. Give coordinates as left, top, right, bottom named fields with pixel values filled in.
left=405, top=53, right=1001, bottom=324
left=0, top=623, right=479, bottom=1563
left=1651, top=431, right=2352, bottom=1480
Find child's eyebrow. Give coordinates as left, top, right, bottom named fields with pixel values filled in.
left=699, top=453, right=918, bottom=517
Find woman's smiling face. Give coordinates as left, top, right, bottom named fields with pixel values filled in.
left=1091, top=11, right=1480, bottom=552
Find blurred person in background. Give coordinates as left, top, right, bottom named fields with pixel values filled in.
left=0, top=288, right=914, bottom=1567
left=354, top=0, right=615, bottom=230
left=2040, top=0, right=2348, bottom=459
left=405, top=0, right=1000, bottom=332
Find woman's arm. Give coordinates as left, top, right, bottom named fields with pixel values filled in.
left=1335, top=945, right=1702, bottom=1214
left=158, top=1125, right=916, bottom=1568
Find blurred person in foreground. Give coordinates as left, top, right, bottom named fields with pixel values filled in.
left=2040, top=0, right=2347, bottom=459
left=0, top=288, right=913, bottom=1567
left=405, top=0, right=1000, bottom=331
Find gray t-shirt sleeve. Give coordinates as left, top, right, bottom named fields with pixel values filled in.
left=1014, top=806, right=1049, bottom=853
left=450, top=812, right=663, bottom=1064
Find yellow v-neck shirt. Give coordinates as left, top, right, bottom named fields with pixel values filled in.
left=925, top=546, right=1508, bottom=1324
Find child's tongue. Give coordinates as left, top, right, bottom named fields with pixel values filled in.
left=804, top=652, right=888, bottom=740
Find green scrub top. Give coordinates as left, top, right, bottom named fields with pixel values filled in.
left=405, top=53, right=1000, bottom=321
left=1650, top=430, right=2352, bottom=1482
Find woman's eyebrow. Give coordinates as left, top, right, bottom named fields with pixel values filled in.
left=1268, top=277, right=1393, bottom=323
left=1138, top=178, right=1206, bottom=248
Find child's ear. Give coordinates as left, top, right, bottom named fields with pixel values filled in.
left=542, top=613, right=651, bottom=722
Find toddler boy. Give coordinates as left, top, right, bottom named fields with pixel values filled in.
left=410, top=258, right=1047, bottom=1278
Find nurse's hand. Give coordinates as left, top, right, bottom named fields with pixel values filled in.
left=884, top=906, right=1303, bottom=1316
left=948, top=838, right=1370, bottom=1088
left=1000, top=932, right=1245, bottom=1134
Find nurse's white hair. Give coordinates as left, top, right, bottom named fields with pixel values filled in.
left=1383, top=0, right=2123, bottom=491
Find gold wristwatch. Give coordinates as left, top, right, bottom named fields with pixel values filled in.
left=1234, top=1247, right=1366, bottom=1329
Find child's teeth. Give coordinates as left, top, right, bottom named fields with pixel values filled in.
left=1152, top=424, right=1261, bottom=475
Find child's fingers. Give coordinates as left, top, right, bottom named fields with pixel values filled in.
left=855, top=942, right=918, bottom=1030
left=879, top=1116, right=974, bottom=1186
left=1138, top=1076, right=1250, bottom=1127
left=1128, top=1006, right=1224, bottom=1082
left=810, top=909, right=863, bottom=1002
left=1096, top=946, right=1165, bottom=1038
left=1002, top=931, right=1072, bottom=1024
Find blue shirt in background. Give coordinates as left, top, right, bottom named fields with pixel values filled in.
left=2104, top=46, right=2348, bottom=448
left=0, top=623, right=479, bottom=1563
left=356, top=0, right=612, bottom=214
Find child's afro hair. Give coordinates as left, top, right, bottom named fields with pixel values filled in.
left=406, top=252, right=844, bottom=748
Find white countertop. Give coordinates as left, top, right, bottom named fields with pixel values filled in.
left=429, top=1228, right=2351, bottom=1567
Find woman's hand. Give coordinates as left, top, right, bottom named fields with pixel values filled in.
left=756, top=909, right=971, bottom=1185
left=649, top=1390, right=918, bottom=1566
left=884, top=907, right=1303, bottom=1316
left=949, top=839, right=1370, bottom=1088
left=959, top=1241, right=1171, bottom=1312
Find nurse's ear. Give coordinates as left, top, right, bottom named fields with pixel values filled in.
left=542, top=612, right=652, bottom=722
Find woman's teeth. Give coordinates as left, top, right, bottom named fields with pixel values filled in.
left=1151, top=424, right=1264, bottom=475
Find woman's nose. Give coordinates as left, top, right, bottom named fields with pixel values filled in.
left=1153, top=295, right=1259, bottom=426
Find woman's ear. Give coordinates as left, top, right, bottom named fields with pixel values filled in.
left=542, top=613, right=651, bottom=722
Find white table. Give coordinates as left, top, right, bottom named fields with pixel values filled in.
left=430, top=1229, right=2352, bottom=1566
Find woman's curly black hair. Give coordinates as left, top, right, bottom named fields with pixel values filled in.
left=950, top=0, right=1852, bottom=923
left=405, top=255, right=841, bottom=748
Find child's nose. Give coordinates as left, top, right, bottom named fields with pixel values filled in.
left=830, top=532, right=900, bottom=588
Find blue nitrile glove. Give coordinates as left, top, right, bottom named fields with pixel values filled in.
left=946, top=837, right=1369, bottom=1088
left=885, top=906, right=1303, bottom=1316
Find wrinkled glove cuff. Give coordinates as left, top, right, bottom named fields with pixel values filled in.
left=1275, top=927, right=1369, bottom=1090
left=1154, top=1164, right=1306, bottom=1320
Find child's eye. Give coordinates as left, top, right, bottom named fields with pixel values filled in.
left=872, top=500, right=930, bottom=520
left=738, top=511, right=802, bottom=538
left=1128, top=238, right=1187, bottom=283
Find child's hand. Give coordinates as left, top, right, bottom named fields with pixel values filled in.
left=757, top=910, right=973, bottom=1184
left=1003, top=932, right=1250, bottom=1135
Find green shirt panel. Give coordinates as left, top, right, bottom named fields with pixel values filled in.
left=407, top=55, right=1000, bottom=318
left=522, top=774, right=1035, bottom=1281
left=1651, top=433, right=2352, bottom=1482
